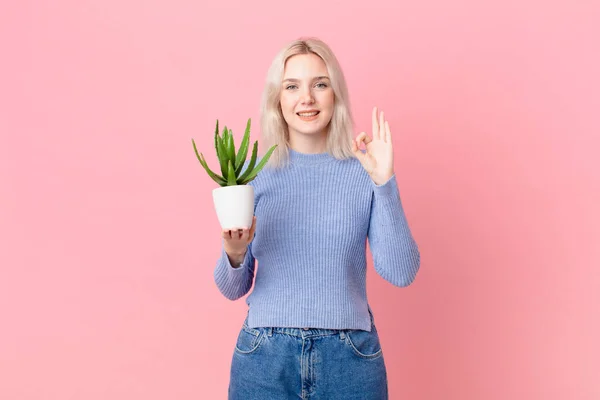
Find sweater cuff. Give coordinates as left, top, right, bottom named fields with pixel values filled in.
left=372, top=174, right=400, bottom=201
left=221, top=244, right=252, bottom=271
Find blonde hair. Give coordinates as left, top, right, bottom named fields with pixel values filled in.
left=259, top=37, right=356, bottom=169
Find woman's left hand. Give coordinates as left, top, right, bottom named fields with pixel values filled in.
left=352, top=106, right=395, bottom=185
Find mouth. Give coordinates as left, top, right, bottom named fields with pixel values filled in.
left=296, top=110, right=320, bottom=119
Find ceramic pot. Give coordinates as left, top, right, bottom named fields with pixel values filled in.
left=212, top=185, right=254, bottom=230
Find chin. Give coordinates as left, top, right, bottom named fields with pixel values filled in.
left=295, top=125, right=327, bottom=136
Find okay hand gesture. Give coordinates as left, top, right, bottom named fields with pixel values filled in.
left=352, top=106, right=395, bottom=185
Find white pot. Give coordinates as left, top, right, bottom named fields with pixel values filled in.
left=212, top=185, right=255, bottom=230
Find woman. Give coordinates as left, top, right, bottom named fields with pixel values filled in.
left=213, top=37, right=420, bottom=399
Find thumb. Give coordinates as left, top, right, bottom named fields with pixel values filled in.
left=248, top=216, right=257, bottom=238
left=352, top=137, right=368, bottom=165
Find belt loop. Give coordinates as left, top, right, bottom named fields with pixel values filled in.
left=339, top=330, right=346, bottom=340
left=267, top=327, right=273, bottom=337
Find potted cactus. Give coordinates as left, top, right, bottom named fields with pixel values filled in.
left=192, top=118, right=276, bottom=230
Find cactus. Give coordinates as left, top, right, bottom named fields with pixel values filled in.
left=192, top=118, right=277, bottom=186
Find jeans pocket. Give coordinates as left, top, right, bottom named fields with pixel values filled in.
left=234, top=325, right=265, bottom=355
left=345, top=327, right=383, bottom=359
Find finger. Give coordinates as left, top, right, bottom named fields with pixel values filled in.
left=356, top=132, right=372, bottom=142
left=385, top=120, right=392, bottom=144
left=372, top=106, right=379, bottom=140
left=228, top=228, right=241, bottom=240
left=355, top=132, right=372, bottom=149
left=352, top=138, right=368, bottom=164
left=379, top=110, right=385, bottom=142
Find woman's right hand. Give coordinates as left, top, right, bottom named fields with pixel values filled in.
left=222, top=216, right=257, bottom=266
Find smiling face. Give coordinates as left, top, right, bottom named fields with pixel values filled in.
left=279, top=53, right=335, bottom=150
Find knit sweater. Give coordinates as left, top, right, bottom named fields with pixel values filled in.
left=213, top=148, right=420, bottom=332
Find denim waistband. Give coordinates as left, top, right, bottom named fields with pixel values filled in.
left=242, top=308, right=376, bottom=338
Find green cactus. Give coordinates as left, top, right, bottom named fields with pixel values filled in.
left=192, top=118, right=277, bottom=186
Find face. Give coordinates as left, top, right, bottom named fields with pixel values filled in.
left=280, top=53, right=335, bottom=142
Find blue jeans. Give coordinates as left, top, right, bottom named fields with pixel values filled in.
left=228, top=310, right=388, bottom=399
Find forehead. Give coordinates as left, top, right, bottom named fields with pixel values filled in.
left=283, top=53, right=329, bottom=79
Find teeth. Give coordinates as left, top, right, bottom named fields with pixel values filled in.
left=298, top=112, right=318, bottom=117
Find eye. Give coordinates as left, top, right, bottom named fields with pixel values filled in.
left=285, top=84, right=297, bottom=90
left=316, top=82, right=328, bottom=88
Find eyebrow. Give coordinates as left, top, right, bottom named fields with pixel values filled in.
left=282, top=76, right=331, bottom=83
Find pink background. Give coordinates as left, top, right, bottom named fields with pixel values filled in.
left=2, top=0, right=599, bottom=399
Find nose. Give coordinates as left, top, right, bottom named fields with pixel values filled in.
left=300, top=87, right=315, bottom=104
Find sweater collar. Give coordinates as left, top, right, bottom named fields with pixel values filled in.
left=288, top=148, right=336, bottom=165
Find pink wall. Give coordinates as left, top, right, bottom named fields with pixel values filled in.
left=1, top=0, right=599, bottom=398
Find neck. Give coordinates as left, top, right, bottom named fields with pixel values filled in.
left=288, top=130, right=328, bottom=154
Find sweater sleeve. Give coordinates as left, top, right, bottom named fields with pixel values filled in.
left=213, top=241, right=256, bottom=300
left=367, top=174, right=420, bottom=287
left=213, top=158, right=260, bottom=301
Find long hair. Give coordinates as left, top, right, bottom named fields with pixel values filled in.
left=259, top=37, right=356, bottom=169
